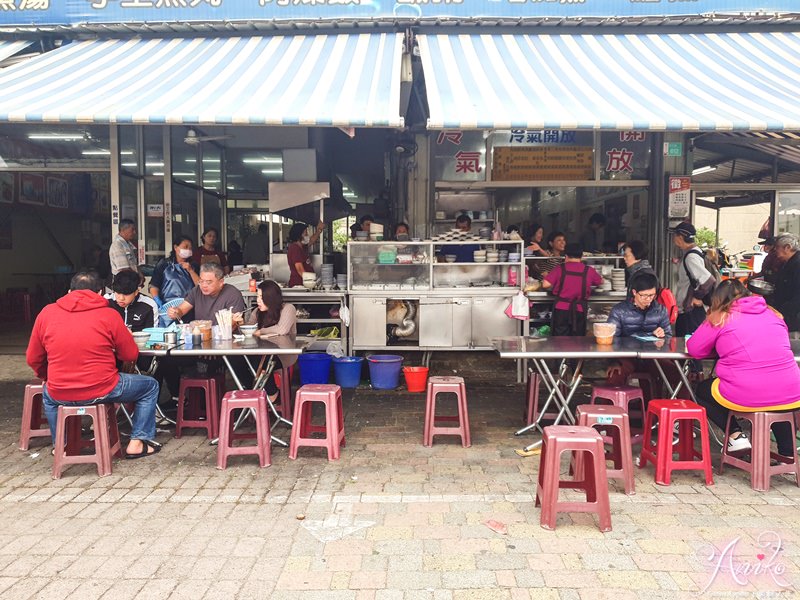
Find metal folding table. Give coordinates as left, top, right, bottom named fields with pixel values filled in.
left=140, top=335, right=308, bottom=446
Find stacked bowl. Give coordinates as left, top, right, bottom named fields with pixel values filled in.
left=611, top=269, right=626, bottom=291
left=320, top=264, right=335, bottom=288
left=336, top=274, right=348, bottom=289
left=473, top=250, right=487, bottom=263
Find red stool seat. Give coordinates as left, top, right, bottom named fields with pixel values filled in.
left=575, top=405, right=635, bottom=495
left=424, top=376, right=471, bottom=447
left=19, top=380, right=50, bottom=450
left=52, top=403, right=122, bottom=479
left=176, top=376, right=222, bottom=439
left=535, top=425, right=612, bottom=532
left=591, top=384, right=645, bottom=443
left=217, top=390, right=271, bottom=469
left=639, top=399, right=714, bottom=486
left=274, top=365, right=294, bottom=420
left=720, top=410, right=800, bottom=492
left=289, top=384, right=345, bottom=460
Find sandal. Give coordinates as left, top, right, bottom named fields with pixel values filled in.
left=125, top=439, right=162, bottom=460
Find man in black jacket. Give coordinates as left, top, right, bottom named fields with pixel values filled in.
left=108, top=270, right=155, bottom=332
left=772, top=233, right=800, bottom=333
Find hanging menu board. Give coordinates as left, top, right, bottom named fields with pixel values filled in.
left=492, top=146, right=594, bottom=181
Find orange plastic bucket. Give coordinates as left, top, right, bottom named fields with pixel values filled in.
left=403, top=366, right=429, bottom=393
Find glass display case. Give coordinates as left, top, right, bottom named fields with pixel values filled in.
left=348, top=241, right=431, bottom=291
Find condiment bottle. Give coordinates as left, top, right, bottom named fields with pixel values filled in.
left=192, top=326, right=202, bottom=346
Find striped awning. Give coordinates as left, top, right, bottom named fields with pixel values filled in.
left=0, top=40, right=33, bottom=64
left=418, top=32, right=800, bottom=131
left=0, top=34, right=404, bottom=127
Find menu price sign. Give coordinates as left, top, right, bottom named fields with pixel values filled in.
left=492, top=146, right=593, bottom=181
left=668, top=176, right=691, bottom=219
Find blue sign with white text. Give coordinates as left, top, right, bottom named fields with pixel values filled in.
left=0, top=1, right=797, bottom=27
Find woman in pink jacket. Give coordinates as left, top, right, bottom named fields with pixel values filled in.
left=687, top=279, right=800, bottom=456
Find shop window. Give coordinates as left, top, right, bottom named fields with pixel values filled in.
left=778, top=192, right=800, bottom=237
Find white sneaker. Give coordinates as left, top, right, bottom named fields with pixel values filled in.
left=727, top=433, right=751, bottom=453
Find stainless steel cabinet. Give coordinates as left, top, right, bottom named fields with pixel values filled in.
left=419, top=298, right=452, bottom=347
left=452, top=298, right=472, bottom=348
left=351, top=297, right=386, bottom=347
left=472, top=296, right=517, bottom=348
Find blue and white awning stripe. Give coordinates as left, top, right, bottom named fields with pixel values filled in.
left=418, top=32, right=800, bottom=131
left=0, top=34, right=404, bottom=127
left=0, top=40, right=33, bottom=64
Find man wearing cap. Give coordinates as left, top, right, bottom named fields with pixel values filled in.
left=755, top=236, right=783, bottom=285
left=772, top=233, right=800, bottom=333
left=672, top=222, right=717, bottom=337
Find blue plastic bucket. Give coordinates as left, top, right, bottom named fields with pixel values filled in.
left=366, top=354, right=404, bottom=390
left=333, top=356, right=364, bottom=388
left=297, top=353, right=332, bottom=385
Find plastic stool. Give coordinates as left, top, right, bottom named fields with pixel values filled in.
left=591, top=384, right=646, bottom=442
left=639, top=399, right=714, bottom=486
left=289, top=384, right=345, bottom=460
left=424, top=376, right=471, bottom=447
left=720, top=410, right=800, bottom=492
left=52, top=403, right=122, bottom=479
left=274, top=365, right=294, bottom=420
left=19, top=380, right=50, bottom=450
left=525, top=371, right=559, bottom=426
left=176, top=376, right=221, bottom=439
left=217, top=390, right=271, bottom=469
left=535, top=425, right=612, bottom=532
left=628, top=371, right=658, bottom=403
left=575, top=405, right=635, bottom=495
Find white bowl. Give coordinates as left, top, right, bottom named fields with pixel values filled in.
left=445, top=255, right=457, bottom=263
left=303, top=280, right=316, bottom=289
left=132, top=332, right=150, bottom=348
left=239, top=325, right=257, bottom=337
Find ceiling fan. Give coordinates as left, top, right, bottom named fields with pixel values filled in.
left=184, top=128, right=234, bottom=145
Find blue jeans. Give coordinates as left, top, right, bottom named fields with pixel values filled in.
left=43, top=374, right=159, bottom=443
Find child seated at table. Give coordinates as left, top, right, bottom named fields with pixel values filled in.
left=542, top=242, right=602, bottom=336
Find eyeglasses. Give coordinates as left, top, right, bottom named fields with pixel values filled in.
left=635, top=291, right=656, bottom=300
left=199, top=278, right=218, bottom=286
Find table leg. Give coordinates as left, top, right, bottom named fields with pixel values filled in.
left=514, top=359, right=559, bottom=436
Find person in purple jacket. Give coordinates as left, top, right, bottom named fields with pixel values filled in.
left=687, top=279, right=800, bottom=456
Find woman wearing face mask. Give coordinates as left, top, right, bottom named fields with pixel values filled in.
left=149, top=235, right=200, bottom=325
left=287, top=221, right=324, bottom=287
left=193, top=227, right=229, bottom=274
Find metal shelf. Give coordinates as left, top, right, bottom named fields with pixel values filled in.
left=434, top=262, right=521, bottom=267
left=296, top=318, right=341, bottom=324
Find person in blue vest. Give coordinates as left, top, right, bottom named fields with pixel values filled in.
left=438, top=214, right=478, bottom=263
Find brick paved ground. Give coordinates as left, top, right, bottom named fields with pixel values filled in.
left=0, top=350, right=799, bottom=599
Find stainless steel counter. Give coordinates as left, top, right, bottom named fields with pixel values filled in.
left=491, top=335, right=689, bottom=360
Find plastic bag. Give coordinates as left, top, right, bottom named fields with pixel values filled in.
left=339, top=303, right=351, bottom=328
left=504, top=291, right=530, bottom=321
left=326, top=341, right=345, bottom=358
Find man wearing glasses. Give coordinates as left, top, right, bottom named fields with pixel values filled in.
left=167, top=262, right=246, bottom=322
left=605, top=272, right=674, bottom=395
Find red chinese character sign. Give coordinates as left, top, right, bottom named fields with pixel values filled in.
left=668, top=176, right=691, bottom=219
left=433, top=130, right=485, bottom=182
left=600, top=131, right=651, bottom=180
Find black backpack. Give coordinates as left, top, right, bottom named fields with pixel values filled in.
left=683, top=248, right=721, bottom=306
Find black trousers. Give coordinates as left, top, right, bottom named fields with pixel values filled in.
left=552, top=308, right=587, bottom=337
left=675, top=306, right=706, bottom=337
left=695, top=378, right=795, bottom=456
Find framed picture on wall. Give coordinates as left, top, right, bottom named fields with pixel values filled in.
left=46, top=177, right=69, bottom=210
left=0, top=173, right=14, bottom=204
left=19, top=174, right=45, bottom=206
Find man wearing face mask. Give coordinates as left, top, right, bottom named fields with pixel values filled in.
left=287, top=221, right=324, bottom=287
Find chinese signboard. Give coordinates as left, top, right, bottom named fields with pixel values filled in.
left=0, top=1, right=796, bottom=26
left=668, top=176, right=691, bottom=219
left=600, top=131, right=651, bottom=181
left=492, top=146, right=593, bottom=181
left=433, top=130, right=486, bottom=183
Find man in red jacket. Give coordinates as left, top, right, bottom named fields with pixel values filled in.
left=26, top=270, right=161, bottom=458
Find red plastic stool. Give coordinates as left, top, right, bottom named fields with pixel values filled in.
left=274, top=365, right=295, bottom=420
left=424, top=376, right=471, bottom=447
left=217, top=390, right=271, bottom=469
left=19, top=380, right=50, bottom=450
left=52, top=403, right=122, bottom=479
left=591, top=384, right=646, bottom=442
left=535, top=425, right=612, bottom=532
left=525, top=371, right=559, bottom=426
left=575, top=405, right=635, bottom=495
left=639, top=399, right=714, bottom=486
left=720, top=410, right=800, bottom=492
left=289, top=384, right=345, bottom=460
left=176, top=376, right=221, bottom=439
